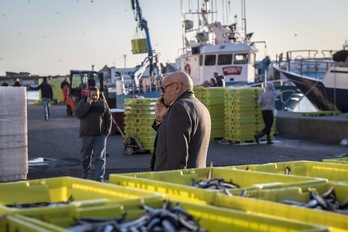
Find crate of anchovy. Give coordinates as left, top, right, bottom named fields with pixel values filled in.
left=213, top=182, right=348, bottom=232
left=0, top=177, right=162, bottom=218
left=109, top=167, right=327, bottom=205
left=124, top=98, right=157, bottom=153
left=229, top=160, right=348, bottom=182
left=15, top=198, right=329, bottom=232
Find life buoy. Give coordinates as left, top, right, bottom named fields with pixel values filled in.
left=184, top=63, right=191, bottom=75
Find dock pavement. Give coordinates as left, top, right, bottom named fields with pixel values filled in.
left=27, top=104, right=348, bottom=180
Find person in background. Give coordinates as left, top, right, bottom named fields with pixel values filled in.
left=14, top=78, right=21, bottom=87
left=47, top=75, right=56, bottom=88
left=254, top=82, right=280, bottom=145
left=202, top=80, right=210, bottom=87
left=213, top=72, right=225, bottom=87
left=60, top=77, right=69, bottom=104
left=30, top=77, right=53, bottom=121
left=75, top=86, right=112, bottom=182
left=1, top=79, right=9, bottom=86
left=151, top=71, right=211, bottom=171
left=209, top=77, right=217, bottom=87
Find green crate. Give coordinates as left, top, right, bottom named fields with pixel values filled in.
left=0, top=177, right=161, bottom=216
left=230, top=160, right=348, bottom=181
left=131, top=38, right=147, bottom=54
left=109, top=168, right=326, bottom=204
left=213, top=183, right=348, bottom=232
left=125, top=98, right=157, bottom=104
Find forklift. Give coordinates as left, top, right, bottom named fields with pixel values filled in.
left=65, top=70, right=109, bottom=115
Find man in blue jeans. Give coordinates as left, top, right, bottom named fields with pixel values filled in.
left=75, top=87, right=112, bottom=182
left=30, top=76, right=53, bottom=120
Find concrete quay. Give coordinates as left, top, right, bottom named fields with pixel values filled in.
left=27, top=104, right=348, bottom=181
left=276, top=111, right=348, bottom=144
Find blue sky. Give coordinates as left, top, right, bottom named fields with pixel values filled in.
left=0, top=0, right=347, bottom=76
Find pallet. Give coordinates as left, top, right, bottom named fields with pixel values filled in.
left=301, top=111, right=340, bottom=117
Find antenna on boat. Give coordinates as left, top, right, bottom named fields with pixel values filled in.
left=241, top=0, right=247, bottom=42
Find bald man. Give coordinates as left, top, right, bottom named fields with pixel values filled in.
left=151, top=71, right=211, bottom=171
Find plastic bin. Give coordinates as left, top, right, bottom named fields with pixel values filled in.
left=0, top=214, right=65, bottom=232
left=322, top=158, right=348, bottom=165
left=0, top=176, right=162, bottom=217
left=18, top=198, right=329, bottom=232
left=213, top=183, right=348, bottom=232
left=230, top=160, right=348, bottom=181
left=109, top=167, right=327, bottom=204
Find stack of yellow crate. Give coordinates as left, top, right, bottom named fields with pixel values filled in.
left=124, top=98, right=157, bottom=153
left=194, top=87, right=227, bottom=140
left=224, top=87, right=264, bottom=143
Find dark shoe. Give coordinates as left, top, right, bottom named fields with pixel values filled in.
left=254, top=131, right=264, bottom=145
left=267, top=135, right=273, bottom=145
left=254, top=135, right=259, bottom=145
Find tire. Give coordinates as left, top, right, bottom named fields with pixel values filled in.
left=125, top=147, right=134, bottom=156
left=67, top=105, right=72, bottom=116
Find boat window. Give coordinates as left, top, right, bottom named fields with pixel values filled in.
left=204, top=55, right=216, bottom=66
left=199, top=55, right=203, bottom=66
left=218, top=54, right=232, bottom=65
left=234, top=54, right=249, bottom=64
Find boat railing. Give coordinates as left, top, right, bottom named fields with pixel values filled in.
left=275, top=50, right=333, bottom=79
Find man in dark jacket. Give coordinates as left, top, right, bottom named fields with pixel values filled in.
left=213, top=72, right=225, bottom=87
left=151, top=71, right=211, bottom=171
left=75, top=87, right=112, bottom=182
left=30, top=76, right=53, bottom=120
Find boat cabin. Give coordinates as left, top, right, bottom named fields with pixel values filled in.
left=179, top=43, right=257, bottom=86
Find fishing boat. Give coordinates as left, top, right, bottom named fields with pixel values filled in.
left=273, top=41, right=348, bottom=113
left=114, top=0, right=300, bottom=110
left=176, top=0, right=267, bottom=86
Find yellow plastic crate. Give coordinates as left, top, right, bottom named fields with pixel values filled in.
left=0, top=177, right=162, bottom=216
left=0, top=214, right=65, bottom=232
left=213, top=183, right=348, bottom=232
left=109, top=168, right=326, bottom=204
left=124, top=98, right=157, bottom=105
left=131, top=38, right=147, bottom=54
left=230, top=160, right=348, bottom=181
left=21, top=198, right=329, bottom=232
left=322, top=158, right=348, bottom=165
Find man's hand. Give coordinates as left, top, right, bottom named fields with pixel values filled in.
left=155, top=98, right=169, bottom=122
left=87, top=96, right=93, bottom=105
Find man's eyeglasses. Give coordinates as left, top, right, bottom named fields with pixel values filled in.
left=160, top=82, right=178, bottom=93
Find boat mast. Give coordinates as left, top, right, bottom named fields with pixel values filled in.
left=241, top=0, right=247, bottom=42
